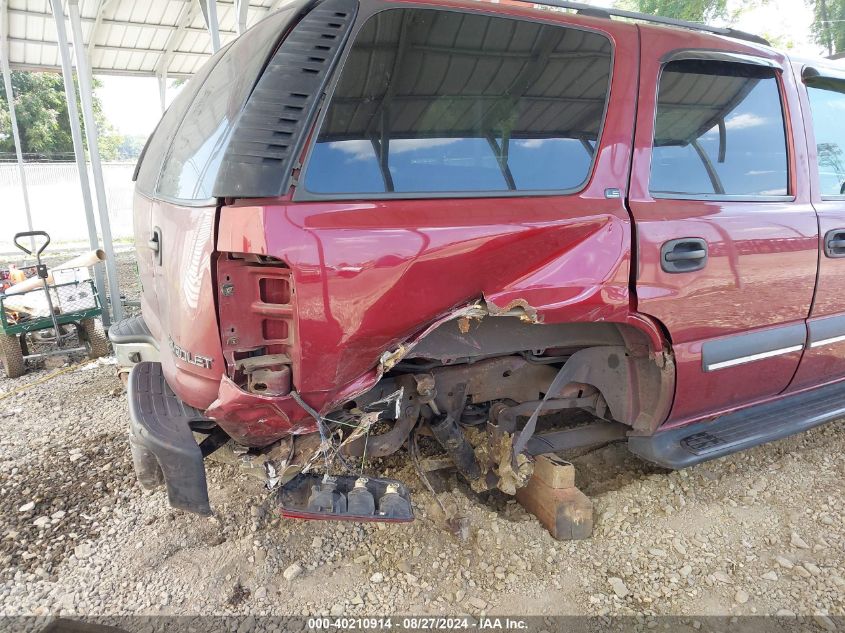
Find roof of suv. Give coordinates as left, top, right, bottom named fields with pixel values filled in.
left=444, top=0, right=845, bottom=73
left=438, top=0, right=769, bottom=46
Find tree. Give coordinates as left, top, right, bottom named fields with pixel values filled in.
left=819, top=142, right=845, bottom=185
left=617, top=0, right=766, bottom=24
left=0, top=70, right=124, bottom=160
left=117, top=135, right=146, bottom=160
left=808, top=0, right=845, bottom=56
left=619, top=0, right=728, bottom=22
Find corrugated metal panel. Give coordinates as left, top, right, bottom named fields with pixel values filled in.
left=4, top=0, right=281, bottom=77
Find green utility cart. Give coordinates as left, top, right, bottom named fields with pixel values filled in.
left=0, top=231, right=109, bottom=378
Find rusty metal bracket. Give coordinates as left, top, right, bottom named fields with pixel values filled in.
left=493, top=395, right=600, bottom=431
left=342, top=375, right=421, bottom=458
left=524, top=421, right=628, bottom=455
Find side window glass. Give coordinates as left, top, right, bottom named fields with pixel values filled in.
left=650, top=60, right=788, bottom=198
left=304, top=8, right=612, bottom=195
left=806, top=82, right=845, bottom=197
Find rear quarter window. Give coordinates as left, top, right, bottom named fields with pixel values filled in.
left=806, top=81, right=845, bottom=197
left=134, top=48, right=224, bottom=195
left=650, top=60, right=789, bottom=198
left=156, top=11, right=299, bottom=202
left=302, top=8, right=612, bottom=196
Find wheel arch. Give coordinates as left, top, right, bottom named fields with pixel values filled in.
left=403, top=311, right=675, bottom=434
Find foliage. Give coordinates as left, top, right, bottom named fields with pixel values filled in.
left=819, top=142, right=845, bottom=183
left=0, top=70, right=134, bottom=161
left=116, top=135, right=147, bottom=160
left=617, top=0, right=767, bottom=24
left=808, top=0, right=845, bottom=56
left=619, top=0, right=728, bottom=22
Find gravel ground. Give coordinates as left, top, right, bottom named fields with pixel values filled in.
left=0, top=250, right=843, bottom=623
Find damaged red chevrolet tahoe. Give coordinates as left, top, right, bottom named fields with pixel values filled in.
left=111, top=0, right=845, bottom=519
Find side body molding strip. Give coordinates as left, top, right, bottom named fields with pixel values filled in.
left=701, top=323, right=806, bottom=372
left=809, top=314, right=845, bottom=349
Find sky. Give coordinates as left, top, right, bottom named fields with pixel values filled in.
left=95, top=0, right=827, bottom=138
left=96, top=76, right=178, bottom=137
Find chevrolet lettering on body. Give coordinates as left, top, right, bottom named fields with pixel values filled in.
left=169, top=337, right=213, bottom=369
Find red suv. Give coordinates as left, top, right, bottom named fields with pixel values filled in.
left=111, top=0, right=845, bottom=517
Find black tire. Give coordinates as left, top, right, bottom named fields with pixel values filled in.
left=0, top=333, right=25, bottom=378
left=81, top=318, right=110, bottom=359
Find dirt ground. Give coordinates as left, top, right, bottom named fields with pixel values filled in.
left=0, top=250, right=843, bottom=625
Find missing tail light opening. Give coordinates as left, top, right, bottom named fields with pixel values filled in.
left=260, top=277, right=291, bottom=304
left=217, top=253, right=297, bottom=396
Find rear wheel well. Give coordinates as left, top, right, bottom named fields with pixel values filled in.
left=379, top=316, right=675, bottom=436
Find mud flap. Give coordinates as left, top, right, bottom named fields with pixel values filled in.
left=127, top=362, right=212, bottom=516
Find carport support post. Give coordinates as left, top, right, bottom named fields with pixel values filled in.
left=0, top=3, right=35, bottom=250
left=48, top=0, right=109, bottom=326
left=201, top=0, right=221, bottom=52
left=235, top=0, right=248, bottom=35
left=68, top=0, right=123, bottom=323
left=157, top=69, right=167, bottom=114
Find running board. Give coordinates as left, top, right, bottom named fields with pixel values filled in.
left=628, top=380, right=845, bottom=469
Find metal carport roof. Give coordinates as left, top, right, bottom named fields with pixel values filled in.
left=3, top=0, right=287, bottom=78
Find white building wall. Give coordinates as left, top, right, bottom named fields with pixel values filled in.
left=0, top=161, right=135, bottom=252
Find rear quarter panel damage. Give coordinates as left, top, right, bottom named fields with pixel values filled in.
left=209, top=195, right=668, bottom=445
left=219, top=197, right=634, bottom=384
left=205, top=14, right=662, bottom=445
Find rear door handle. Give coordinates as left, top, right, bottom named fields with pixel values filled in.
left=824, top=229, right=845, bottom=258
left=665, top=249, right=707, bottom=262
left=661, top=238, right=708, bottom=273
left=149, top=226, right=162, bottom=265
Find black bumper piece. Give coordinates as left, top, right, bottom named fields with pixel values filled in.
left=127, top=362, right=212, bottom=515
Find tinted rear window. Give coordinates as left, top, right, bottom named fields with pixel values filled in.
left=134, top=47, right=225, bottom=194
left=303, top=8, right=612, bottom=195
left=650, top=60, right=788, bottom=198
left=806, top=81, right=845, bottom=197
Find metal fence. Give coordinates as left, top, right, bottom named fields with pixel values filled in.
left=0, top=161, right=136, bottom=252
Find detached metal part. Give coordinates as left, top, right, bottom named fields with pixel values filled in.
left=278, top=474, right=414, bottom=522
left=235, top=354, right=292, bottom=396
left=429, top=415, right=482, bottom=482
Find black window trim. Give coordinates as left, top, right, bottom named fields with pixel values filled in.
left=802, top=65, right=845, bottom=202
left=648, top=49, right=794, bottom=203
left=661, top=48, right=783, bottom=70
left=292, top=1, right=617, bottom=202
